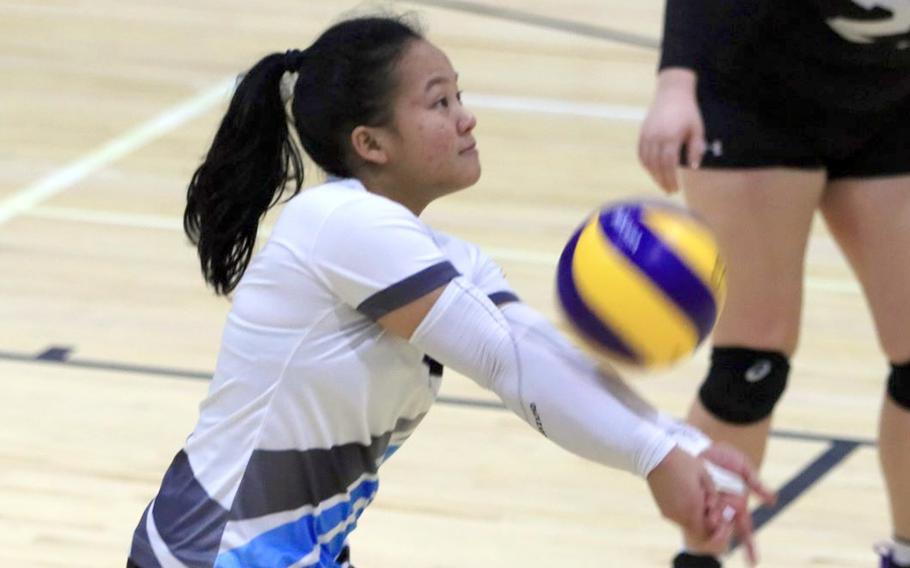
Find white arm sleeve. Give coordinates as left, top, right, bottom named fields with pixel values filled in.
left=499, top=300, right=744, bottom=494
left=410, top=277, right=677, bottom=477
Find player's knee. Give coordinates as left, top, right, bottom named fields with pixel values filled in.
left=888, top=360, right=910, bottom=410
left=698, top=347, right=790, bottom=424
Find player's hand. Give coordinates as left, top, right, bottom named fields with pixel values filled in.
left=638, top=68, right=705, bottom=194
left=699, top=444, right=776, bottom=565
left=646, top=447, right=728, bottom=542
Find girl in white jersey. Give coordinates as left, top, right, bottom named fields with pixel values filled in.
left=128, top=14, right=772, bottom=568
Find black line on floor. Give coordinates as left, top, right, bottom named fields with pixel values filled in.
left=3, top=347, right=876, bottom=448
left=404, top=0, right=660, bottom=50
left=36, top=346, right=73, bottom=361
left=3, top=348, right=212, bottom=380
left=9, top=346, right=874, bottom=547
left=730, top=440, right=862, bottom=552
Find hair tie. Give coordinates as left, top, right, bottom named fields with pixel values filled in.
left=283, top=49, right=305, bottom=72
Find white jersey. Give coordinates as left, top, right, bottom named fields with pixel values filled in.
left=130, top=178, right=517, bottom=568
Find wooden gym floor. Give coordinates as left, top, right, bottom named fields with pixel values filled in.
left=0, top=1, right=892, bottom=566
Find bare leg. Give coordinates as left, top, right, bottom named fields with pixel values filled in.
left=678, top=167, right=826, bottom=554
left=820, top=175, right=910, bottom=544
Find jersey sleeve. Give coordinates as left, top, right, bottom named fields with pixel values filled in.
left=311, top=196, right=460, bottom=320
left=431, top=231, right=519, bottom=306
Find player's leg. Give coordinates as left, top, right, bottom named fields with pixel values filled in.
left=664, top=74, right=829, bottom=565
left=682, top=167, right=826, bottom=465
left=673, top=167, right=825, bottom=564
left=820, top=175, right=910, bottom=568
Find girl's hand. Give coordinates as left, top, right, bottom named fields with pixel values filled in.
left=638, top=68, right=705, bottom=193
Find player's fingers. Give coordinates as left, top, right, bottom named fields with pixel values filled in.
left=699, top=467, right=721, bottom=533
left=747, top=477, right=776, bottom=506
left=659, top=141, right=681, bottom=193
left=637, top=130, right=650, bottom=167
left=706, top=519, right=734, bottom=550
left=705, top=496, right=722, bottom=531
left=642, top=141, right=669, bottom=192
left=733, top=462, right=776, bottom=505
left=702, top=462, right=718, bottom=495
left=736, top=510, right=758, bottom=566
left=686, top=128, right=706, bottom=170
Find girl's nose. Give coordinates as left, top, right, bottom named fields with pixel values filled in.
left=459, top=108, right=477, bottom=133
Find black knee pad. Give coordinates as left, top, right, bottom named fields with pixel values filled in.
left=888, top=360, right=910, bottom=410
left=698, top=347, right=790, bottom=424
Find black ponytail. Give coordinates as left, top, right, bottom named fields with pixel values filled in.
left=184, top=15, right=421, bottom=295
left=184, top=53, right=304, bottom=295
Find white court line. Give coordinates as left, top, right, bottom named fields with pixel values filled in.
left=11, top=87, right=857, bottom=295
left=26, top=205, right=862, bottom=295
left=0, top=76, right=237, bottom=227
left=29, top=205, right=183, bottom=231
left=3, top=89, right=640, bottom=229
left=464, top=93, right=646, bottom=121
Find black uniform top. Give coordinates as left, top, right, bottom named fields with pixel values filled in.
left=660, top=0, right=910, bottom=113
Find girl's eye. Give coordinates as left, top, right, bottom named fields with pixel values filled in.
left=435, top=97, right=449, bottom=108
left=456, top=91, right=463, bottom=103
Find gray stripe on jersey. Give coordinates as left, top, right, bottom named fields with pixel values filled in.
left=134, top=416, right=427, bottom=565
left=152, top=450, right=229, bottom=567
left=356, top=261, right=460, bottom=319
left=488, top=290, right=520, bottom=305
left=230, top=414, right=427, bottom=521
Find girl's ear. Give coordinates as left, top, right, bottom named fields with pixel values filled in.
left=351, top=126, right=390, bottom=166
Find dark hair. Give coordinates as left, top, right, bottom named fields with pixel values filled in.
left=184, top=15, right=423, bottom=295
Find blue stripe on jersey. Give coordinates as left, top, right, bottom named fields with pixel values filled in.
left=215, top=478, right=379, bottom=568
left=134, top=416, right=426, bottom=567
left=382, top=444, right=401, bottom=462
left=356, top=261, right=460, bottom=319
left=488, top=290, right=520, bottom=305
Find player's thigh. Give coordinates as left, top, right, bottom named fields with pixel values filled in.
left=820, top=174, right=910, bottom=362
left=679, top=167, right=826, bottom=352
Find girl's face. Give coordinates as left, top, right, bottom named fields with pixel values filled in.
left=380, top=40, right=480, bottom=201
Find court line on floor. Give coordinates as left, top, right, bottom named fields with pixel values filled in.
left=7, top=345, right=875, bottom=542
left=464, top=93, right=646, bottom=121
left=750, top=440, right=861, bottom=532
left=0, top=76, right=236, bottom=227
left=22, top=205, right=864, bottom=295
left=729, top=439, right=861, bottom=552
left=5, top=345, right=876, bottom=448
left=5, top=5, right=869, bottom=550
left=5, top=88, right=644, bottom=231
left=403, top=0, right=660, bottom=50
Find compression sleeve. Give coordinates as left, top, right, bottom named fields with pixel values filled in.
left=410, top=278, right=677, bottom=477
left=430, top=230, right=518, bottom=304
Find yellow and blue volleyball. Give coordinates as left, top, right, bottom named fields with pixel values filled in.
left=556, top=200, right=726, bottom=368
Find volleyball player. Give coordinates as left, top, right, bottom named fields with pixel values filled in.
left=638, top=1, right=910, bottom=566
left=128, top=14, right=771, bottom=568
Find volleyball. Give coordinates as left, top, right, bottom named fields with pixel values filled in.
left=556, top=200, right=726, bottom=368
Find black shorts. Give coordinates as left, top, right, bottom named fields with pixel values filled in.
left=692, top=77, right=910, bottom=180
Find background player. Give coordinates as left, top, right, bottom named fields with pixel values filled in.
left=639, top=1, right=910, bottom=566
